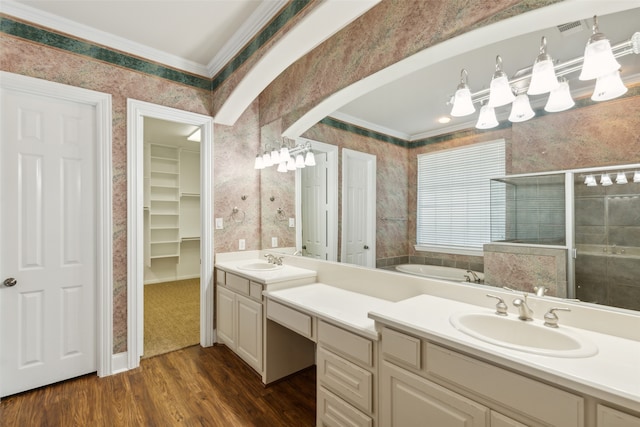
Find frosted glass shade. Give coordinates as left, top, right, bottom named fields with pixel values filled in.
left=295, top=154, right=305, bottom=168
left=591, top=71, right=627, bottom=101
left=475, top=105, right=498, bottom=129
left=616, top=172, right=628, bottom=184
left=600, top=174, right=613, bottom=186
left=305, top=151, right=316, bottom=166
left=579, top=38, right=621, bottom=80
left=584, top=175, right=597, bottom=186
left=633, top=171, right=640, bottom=183
left=254, top=155, right=264, bottom=170
left=488, top=73, right=515, bottom=107
left=270, top=148, right=280, bottom=164
left=508, top=94, right=535, bottom=123
left=286, top=157, right=296, bottom=171
left=279, top=146, right=290, bottom=162
left=528, top=58, right=559, bottom=95
left=262, top=152, right=273, bottom=167
left=450, top=87, right=476, bottom=117
left=545, top=80, right=575, bottom=112
left=277, top=161, right=287, bottom=173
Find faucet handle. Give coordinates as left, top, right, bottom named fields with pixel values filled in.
left=544, top=307, right=571, bottom=328
left=534, top=286, right=548, bottom=297
left=486, top=294, right=508, bottom=316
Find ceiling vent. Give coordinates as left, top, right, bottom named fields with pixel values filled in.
left=556, top=20, right=588, bottom=37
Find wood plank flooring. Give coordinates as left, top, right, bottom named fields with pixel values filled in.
left=0, top=345, right=316, bottom=426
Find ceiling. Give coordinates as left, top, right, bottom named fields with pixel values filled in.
left=3, top=1, right=639, bottom=141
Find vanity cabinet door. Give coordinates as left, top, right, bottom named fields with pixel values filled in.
left=216, top=286, right=236, bottom=348
left=236, top=293, right=263, bottom=372
left=597, top=405, right=640, bottom=427
left=381, top=360, right=489, bottom=427
left=491, top=411, right=528, bottom=427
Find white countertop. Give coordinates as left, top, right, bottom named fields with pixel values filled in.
left=368, top=294, right=640, bottom=412
left=264, top=283, right=393, bottom=340
left=215, top=259, right=316, bottom=284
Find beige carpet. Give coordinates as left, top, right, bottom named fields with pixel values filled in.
left=143, top=278, right=200, bottom=358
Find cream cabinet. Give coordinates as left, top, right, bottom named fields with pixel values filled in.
left=379, top=326, right=586, bottom=427
left=597, top=405, right=640, bottom=427
left=316, top=320, right=377, bottom=427
left=215, top=271, right=262, bottom=373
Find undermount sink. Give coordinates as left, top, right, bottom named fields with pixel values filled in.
left=237, top=262, right=283, bottom=271
left=450, top=312, right=598, bottom=358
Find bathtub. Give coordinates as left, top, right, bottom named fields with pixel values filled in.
left=395, top=264, right=483, bottom=283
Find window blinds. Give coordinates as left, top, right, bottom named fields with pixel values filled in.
left=416, top=139, right=505, bottom=250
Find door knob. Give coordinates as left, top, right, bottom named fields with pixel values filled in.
left=364, top=245, right=369, bottom=249
left=3, top=277, right=17, bottom=287
left=302, top=245, right=307, bottom=250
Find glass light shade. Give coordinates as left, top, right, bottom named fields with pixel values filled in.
left=277, top=161, right=287, bottom=173
left=616, top=172, right=628, bottom=184
left=584, top=175, right=597, bottom=186
left=295, top=154, right=305, bottom=168
left=304, top=151, right=316, bottom=166
left=286, top=157, right=296, bottom=171
left=262, top=152, right=273, bottom=167
left=254, top=154, right=264, bottom=170
left=600, top=174, right=613, bottom=186
left=528, top=58, right=559, bottom=95
left=579, top=38, right=621, bottom=80
left=634, top=171, right=640, bottom=183
left=487, top=73, right=515, bottom=107
left=270, top=148, right=280, bottom=164
left=279, top=146, right=290, bottom=162
left=545, top=80, right=575, bottom=112
left=450, top=87, right=476, bottom=117
left=591, top=71, right=627, bottom=102
left=508, top=94, right=535, bottom=123
left=475, top=105, right=498, bottom=129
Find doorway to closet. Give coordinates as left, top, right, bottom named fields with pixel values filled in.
left=142, top=117, right=201, bottom=358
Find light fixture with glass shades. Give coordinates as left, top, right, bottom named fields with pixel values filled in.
left=582, top=170, right=640, bottom=186
left=448, top=15, right=639, bottom=129
left=254, top=138, right=316, bottom=172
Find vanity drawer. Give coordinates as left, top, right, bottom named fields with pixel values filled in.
left=318, top=386, right=372, bottom=427
left=226, top=273, right=250, bottom=295
left=318, top=347, right=373, bottom=413
left=249, top=282, right=262, bottom=301
left=426, top=343, right=584, bottom=427
left=266, top=300, right=314, bottom=340
left=318, top=320, right=373, bottom=367
left=381, top=327, right=421, bottom=370
left=597, top=405, right=640, bottom=427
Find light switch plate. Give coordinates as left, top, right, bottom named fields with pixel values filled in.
left=271, top=237, right=278, bottom=248
left=215, top=217, right=223, bottom=229
left=289, top=218, right=295, bottom=228
left=239, top=239, right=245, bottom=250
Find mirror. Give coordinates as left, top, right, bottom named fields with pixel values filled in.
left=259, top=6, right=640, bottom=312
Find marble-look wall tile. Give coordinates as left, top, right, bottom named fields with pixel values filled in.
left=2, top=34, right=213, bottom=353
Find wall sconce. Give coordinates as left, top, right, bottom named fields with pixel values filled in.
left=583, top=170, right=639, bottom=186
left=487, top=56, right=516, bottom=108
left=544, top=79, right=575, bottom=112
left=528, top=36, right=559, bottom=95
left=255, top=138, right=316, bottom=172
left=579, top=15, right=621, bottom=81
left=448, top=15, right=639, bottom=128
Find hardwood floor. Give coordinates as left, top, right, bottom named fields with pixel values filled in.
left=1, top=345, right=316, bottom=426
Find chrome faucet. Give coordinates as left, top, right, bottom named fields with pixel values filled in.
left=512, top=294, right=534, bottom=321
left=544, top=307, right=571, bottom=328
left=466, top=270, right=482, bottom=283
left=264, top=254, right=283, bottom=264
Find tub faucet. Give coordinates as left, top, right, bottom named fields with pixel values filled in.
left=512, top=294, right=533, bottom=321
left=466, top=270, right=482, bottom=283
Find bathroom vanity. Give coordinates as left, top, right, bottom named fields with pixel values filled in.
left=216, top=252, right=640, bottom=427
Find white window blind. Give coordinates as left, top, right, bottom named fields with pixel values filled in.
left=417, top=139, right=505, bottom=251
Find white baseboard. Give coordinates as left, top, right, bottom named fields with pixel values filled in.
left=144, top=274, right=200, bottom=285
left=111, top=352, right=130, bottom=375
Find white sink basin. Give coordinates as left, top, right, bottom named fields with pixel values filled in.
left=237, top=262, right=283, bottom=271
left=450, top=312, right=598, bottom=358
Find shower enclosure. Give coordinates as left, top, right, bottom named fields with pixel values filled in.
left=489, top=164, right=640, bottom=311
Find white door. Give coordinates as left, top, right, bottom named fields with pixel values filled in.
left=301, top=152, right=328, bottom=259
left=342, top=149, right=376, bottom=267
left=1, top=88, right=97, bottom=397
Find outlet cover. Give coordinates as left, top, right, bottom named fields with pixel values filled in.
left=289, top=218, right=295, bottom=228
left=239, top=239, right=246, bottom=250
left=215, top=218, right=223, bottom=229
left=271, top=237, right=278, bottom=248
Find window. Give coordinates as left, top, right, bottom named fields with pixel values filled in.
left=416, top=139, right=505, bottom=254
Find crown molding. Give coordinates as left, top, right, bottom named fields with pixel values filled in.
left=206, top=0, right=288, bottom=77
left=329, top=111, right=411, bottom=141
left=1, top=0, right=210, bottom=77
